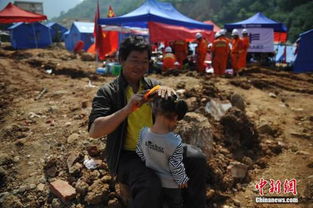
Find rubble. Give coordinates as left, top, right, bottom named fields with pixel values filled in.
left=50, top=179, right=77, bottom=202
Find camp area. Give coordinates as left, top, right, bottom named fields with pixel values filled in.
left=0, top=0, right=312, bottom=208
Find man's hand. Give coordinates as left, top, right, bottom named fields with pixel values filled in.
left=157, top=86, right=176, bottom=99
left=179, top=183, right=188, bottom=189
left=125, top=93, right=145, bottom=113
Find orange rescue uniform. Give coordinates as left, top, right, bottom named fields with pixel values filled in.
left=162, top=52, right=177, bottom=71
left=211, top=38, right=230, bottom=75
left=231, top=38, right=244, bottom=72
left=238, top=36, right=250, bottom=69
left=196, top=38, right=208, bottom=72
left=173, top=40, right=188, bottom=69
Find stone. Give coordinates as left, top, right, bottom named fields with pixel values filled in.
left=0, top=194, right=23, bottom=208
left=66, top=151, right=82, bottom=171
left=37, top=183, right=45, bottom=191
left=185, top=97, right=198, bottom=111
left=233, top=199, right=240, bottom=206
left=0, top=153, right=11, bottom=165
left=18, top=185, right=27, bottom=193
left=268, top=92, right=277, bottom=98
left=87, top=145, right=101, bottom=157
left=230, top=94, right=245, bottom=111
left=228, top=162, right=248, bottom=179
left=85, top=180, right=110, bottom=205
left=75, top=179, right=89, bottom=196
left=67, top=133, right=80, bottom=144
left=69, top=162, right=83, bottom=176
left=108, top=198, right=120, bottom=208
left=50, top=179, right=76, bottom=202
left=51, top=198, right=62, bottom=208
left=176, top=81, right=186, bottom=89
left=257, top=123, right=276, bottom=136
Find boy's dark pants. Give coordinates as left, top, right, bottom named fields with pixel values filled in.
left=117, top=145, right=207, bottom=208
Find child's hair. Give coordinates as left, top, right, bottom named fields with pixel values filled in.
left=152, top=95, right=188, bottom=120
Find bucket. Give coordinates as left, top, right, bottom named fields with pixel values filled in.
left=111, top=64, right=122, bottom=76
left=96, top=67, right=107, bottom=75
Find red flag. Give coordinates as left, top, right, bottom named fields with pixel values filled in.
left=102, top=5, right=118, bottom=56
left=107, top=5, right=115, bottom=18
left=94, top=0, right=106, bottom=60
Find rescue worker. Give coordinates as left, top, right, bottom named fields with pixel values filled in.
left=211, top=31, right=230, bottom=76
left=173, top=39, right=188, bottom=69
left=195, top=32, right=208, bottom=72
left=162, top=46, right=177, bottom=71
left=231, top=29, right=244, bottom=75
left=239, top=29, right=250, bottom=70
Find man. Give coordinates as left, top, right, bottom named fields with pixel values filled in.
left=162, top=46, right=177, bottom=71
left=88, top=35, right=207, bottom=208
left=239, top=29, right=250, bottom=70
left=173, top=39, right=188, bottom=69
left=211, top=31, right=230, bottom=76
left=231, top=29, right=244, bottom=75
left=195, top=32, right=208, bottom=72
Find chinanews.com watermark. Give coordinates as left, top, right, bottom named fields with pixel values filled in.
left=254, top=178, right=299, bottom=204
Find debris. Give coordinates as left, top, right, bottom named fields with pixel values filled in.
left=228, top=162, right=248, bottom=179
left=50, top=179, right=76, bottom=202
left=35, top=88, right=47, bottom=100
left=268, top=92, right=277, bottom=98
left=83, top=156, right=98, bottom=170
left=230, top=94, right=245, bottom=111
left=205, top=99, right=232, bottom=121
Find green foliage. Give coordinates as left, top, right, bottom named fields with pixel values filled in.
left=54, top=0, right=313, bottom=42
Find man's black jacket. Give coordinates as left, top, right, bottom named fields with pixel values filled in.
left=88, top=74, right=160, bottom=175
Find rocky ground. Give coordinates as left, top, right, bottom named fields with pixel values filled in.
left=0, top=44, right=312, bottom=208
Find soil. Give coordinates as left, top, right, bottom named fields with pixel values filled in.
left=0, top=43, right=312, bottom=208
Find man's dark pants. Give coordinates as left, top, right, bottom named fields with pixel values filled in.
left=117, top=145, right=207, bottom=208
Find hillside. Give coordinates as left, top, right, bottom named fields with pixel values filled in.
left=54, top=0, right=313, bottom=42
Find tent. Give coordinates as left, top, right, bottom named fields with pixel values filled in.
left=293, top=29, right=313, bottom=73
left=65, top=22, right=94, bottom=52
left=203, top=20, right=221, bottom=33
left=46, top=22, right=68, bottom=42
left=98, top=0, right=213, bottom=42
left=224, top=12, right=287, bottom=43
left=224, top=12, right=287, bottom=32
left=0, top=2, right=47, bottom=23
left=0, top=2, right=47, bottom=48
left=8, top=22, right=52, bottom=49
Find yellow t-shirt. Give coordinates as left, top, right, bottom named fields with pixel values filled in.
left=124, top=83, right=153, bottom=151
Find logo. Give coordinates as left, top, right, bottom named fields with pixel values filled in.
left=249, top=33, right=260, bottom=42
left=145, top=141, right=164, bottom=153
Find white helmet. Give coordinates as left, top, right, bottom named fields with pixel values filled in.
left=220, top=29, right=226, bottom=36
left=215, top=32, right=221, bottom=38
left=242, top=29, right=248, bottom=34
left=165, top=46, right=172, bottom=53
left=195, top=32, right=202, bottom=39
left=232, top=29, right=239, bottom=36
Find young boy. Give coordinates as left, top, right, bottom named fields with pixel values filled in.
left=136, top=95, right=189, bottom=208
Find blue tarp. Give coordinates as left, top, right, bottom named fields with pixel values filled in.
left=64, top=22, right=94, bottom=51
left=46, top=22, right=68, bottom=42
left=98, top=0, right=212, bottom=30
left=224, top=12, right=287, bottom=32
left=293, top=29, right=313, bottom=73
left=8, top=22, right=52, bottom=49
left=274, top=44, right=296, bottom=64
